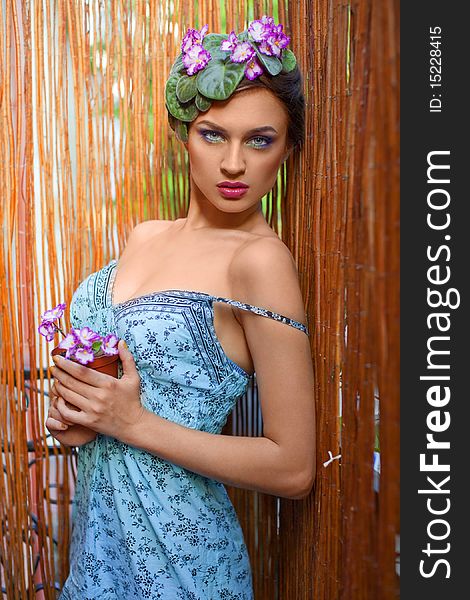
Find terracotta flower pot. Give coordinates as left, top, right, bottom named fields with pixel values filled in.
left=51, top=345, right=120, bottom=378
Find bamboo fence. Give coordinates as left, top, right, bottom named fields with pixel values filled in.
left=0, top=0, right=399, bottom=598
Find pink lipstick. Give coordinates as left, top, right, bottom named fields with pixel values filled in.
left=217, top=181, right=249, bottom=199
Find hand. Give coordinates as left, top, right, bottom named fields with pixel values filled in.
left=51, top=339, right=146, bottom=442
left=49, top=379, right=79, bottom=424
left=46, top=389, right=98, bottom=447
left=46, top=392, right=70, bottom=432
left=46, top=406, right=98, bottom=447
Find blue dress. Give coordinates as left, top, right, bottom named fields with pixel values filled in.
left=59, top=258, right=309, bottom=599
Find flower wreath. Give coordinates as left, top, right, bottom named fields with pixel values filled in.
left=165, top=15, right=297, bottom=142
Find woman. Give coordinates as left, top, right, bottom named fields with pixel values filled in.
left=47, top=16, right=316, bottom=599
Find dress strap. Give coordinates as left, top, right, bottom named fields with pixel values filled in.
left=212, top=296, right=309, bottom=335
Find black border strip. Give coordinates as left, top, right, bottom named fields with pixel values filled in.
left=401, top=2, right=468, bottom=596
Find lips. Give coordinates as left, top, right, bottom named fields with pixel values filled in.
left=217, top=181, right=249, bottom=188
left=216, top=181, right=250, bottom=200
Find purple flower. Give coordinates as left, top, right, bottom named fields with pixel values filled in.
left=181, top=24, right=209, bottom=54
left=261, top=15, right=275, bottom=28
left=183, top=44, right=212, bottom=76
left=40, top=302, right=67, bottom=323
left=258, top=36, right=274, bottom=56
left=280, top=34, right=291, bottom=50
left=58, top=331, right=80, bottom=359
left=270, top=24, right=290, bottom=51
left=244, top=56, right=264, bottom=80
left=248, top=20, right=271, bottom=43
left=73, top=346, right=95, bottom=366
left=38, top=302, right=69, bottom=341
left=101, top=333, right=119, bottom=356
left=230, top=42, right=256, bottom=64
left=74, top=326, right=101, bottom=347
left=39, top=300, right=121, bottom=367
left=258, top=25, right=290, bottom=58
left=220, top=31, right=239, bottom=52
left=38, top=321, right=57, bottom=342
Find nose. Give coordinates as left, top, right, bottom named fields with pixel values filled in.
left=220, top=142, right=246, bottom=175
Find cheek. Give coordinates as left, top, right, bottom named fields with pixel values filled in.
left=189, top=153, right=216, bottom=182
left=187, top=139, right=216, bottom=170
left=253, top=153, right=285, bottom=182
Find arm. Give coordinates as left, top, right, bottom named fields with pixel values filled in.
left=53, top=238, right=316, bottom=498
left=123, top=237, right=316, bottom=500
left=50, top=219, right=170, bottom=447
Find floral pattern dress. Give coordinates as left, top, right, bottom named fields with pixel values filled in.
left=58, top=258, right=309, bottom=600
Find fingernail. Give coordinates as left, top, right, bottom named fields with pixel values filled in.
left=122, top=340, right=128, bottom=349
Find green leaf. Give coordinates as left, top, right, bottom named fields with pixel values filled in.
left=207, top=48, right=231, bottom=62
left=176, top=120, right=188, bottom=142
left=165, top=73, right=199, bottom=121
left=170, top=52, right=185, bottom=75
left=196, top=59, right=246, bottom=100
left=176, top=74, right=198, bottom=103
left=195, top=93, right=212, bottom=112
left=92, top=340, right=102, bottom=351
left=254, top=48, right=282, bottom=76
left=203, top=33, right=229, bottom=52
left=281, top=48, right=297, bottom=73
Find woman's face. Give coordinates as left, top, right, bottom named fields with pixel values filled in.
left=184, top=87, right=291, bottom=213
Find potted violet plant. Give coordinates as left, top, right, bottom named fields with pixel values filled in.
left=38, top=302, right=120, bottom=377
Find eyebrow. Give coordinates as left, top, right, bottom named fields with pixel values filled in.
left=195, top=120, right=278, bottom=135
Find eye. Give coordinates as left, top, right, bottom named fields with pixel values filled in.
left=249, top=136, right=272, bottom=149
left=200, top=130, right=224, bottom=143
left=200, top=129, right=272, bottom=149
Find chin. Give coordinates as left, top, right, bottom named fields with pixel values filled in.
left=214, top=201, right=251, bottom=212
left=214, top=195, right=262, bottom=211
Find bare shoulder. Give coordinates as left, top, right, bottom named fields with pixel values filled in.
left=229, top=235, right=307, bottom=325
left=123, top=219, right=178, bottom=255
left=117, top=219, right=177, bottom=261
left=128, top=219, right=175, bottom=242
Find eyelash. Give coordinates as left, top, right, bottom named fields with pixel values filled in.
left=199, top=129, right=273, bottom=149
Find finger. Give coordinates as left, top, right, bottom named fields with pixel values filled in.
left=51, top=363, right=107, bottom=403
left=46, top=417, right=69, bottom=432
left=54, top=379, right=92, bottom=413
left=50, top=384, right=59, bottom=406
left=118, top=339, right=138, bottom=379
left=52, top=354, right=106, bottom=387
left=48, top=401, right=75, bottom=425
left=56, top=396, right=88, bottom=427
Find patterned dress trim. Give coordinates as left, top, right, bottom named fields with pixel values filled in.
left=106, top=258, right=309, bottom=336
left=112, top=292, right=251, bottom=385
left=211, top=297, right=309, bottom=335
